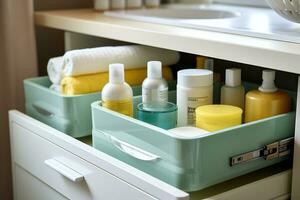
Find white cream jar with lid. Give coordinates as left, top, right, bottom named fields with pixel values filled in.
left=177, top=69, right=213, bottom=126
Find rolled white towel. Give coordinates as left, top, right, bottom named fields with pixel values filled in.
left=49, top=84, right=61, bottom=93
left=47, top=56, right=64, bottom=84
left=63, top=45, right=180, bottom=77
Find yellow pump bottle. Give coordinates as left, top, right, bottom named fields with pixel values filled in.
left=244, top=70, right=291, bottom=123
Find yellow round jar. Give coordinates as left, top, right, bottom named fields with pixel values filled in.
left=196, top=105, right=243, bottom=132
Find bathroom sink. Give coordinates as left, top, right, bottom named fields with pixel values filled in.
left=111, top=8, right=239, bottom=20
left=105, top=4, right=300, bottom=43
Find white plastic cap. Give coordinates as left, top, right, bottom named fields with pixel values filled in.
left=177, top=69, right=213, bottom=88
left=109, top=63, right=125, bottom=84
left=147, top=61, right=162, bottom=79
left=259, top=70, right=278, bottom=93
left=225, top=68, right=241, bottom=87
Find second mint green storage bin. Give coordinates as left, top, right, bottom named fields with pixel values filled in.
left=92, top=85, right=296, bottom=192
left=24, top=77, right=143, bottom=138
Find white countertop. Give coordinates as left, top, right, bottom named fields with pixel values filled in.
left=35, top=8, right=300, bottom=74
left=106, top=4, right=300, bottom=43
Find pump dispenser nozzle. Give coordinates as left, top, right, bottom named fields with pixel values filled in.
left=258, top=70, right=278, bottom=93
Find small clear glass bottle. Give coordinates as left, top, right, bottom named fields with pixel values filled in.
left=111, top=0, right=126, bottom=10
left=145, top=0, right=160, bottom=8
left=221, top=68, right=245, bottom=110
left=94, top=0, right=110, bottom=11
left=126, top=0, right=142, bottom=9
left=142, top=61, right=168, bottom=105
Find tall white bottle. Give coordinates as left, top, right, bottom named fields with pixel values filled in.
left=142, top=61, right=168, bottom=105
left=102, top=63, right=133, bottom=117
left=221, top=68, right=245, bottom=110
left=177, top=69, right=213, bottom=126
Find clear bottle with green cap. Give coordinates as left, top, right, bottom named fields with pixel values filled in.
left=102, top=63, right=133, bottom=117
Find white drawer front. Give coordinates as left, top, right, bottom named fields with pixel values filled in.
left=11, top=122, right=157, bottom=200
left=14, top=165, right=68, bottom=200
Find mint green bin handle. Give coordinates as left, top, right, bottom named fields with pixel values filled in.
left=33, top=102, right=54, bottom=117
left=106, top=134, right=160, bottom=161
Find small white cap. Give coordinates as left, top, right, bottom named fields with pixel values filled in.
left=259, top=70, right=278, bottom=92
left=109, top=63, right=125, bottom=84
left=178, top=69, right=213, bottom=88
left=226, top=68, right=241, bottom=87
left=147, top=61, right=162, bottom=79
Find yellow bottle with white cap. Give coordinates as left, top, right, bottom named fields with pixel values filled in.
left=102, top=63, right=133, bottom=117
left=244, top=70, right=291, bottom=123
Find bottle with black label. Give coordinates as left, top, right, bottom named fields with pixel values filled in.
left=142, top=61, right=168, bottom=105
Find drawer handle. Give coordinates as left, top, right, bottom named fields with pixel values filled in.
left=108, top=135, right=160, bottom=161
left=33, top=103, right=54, bottom=117
left=45, top=158, right=84, bottom=182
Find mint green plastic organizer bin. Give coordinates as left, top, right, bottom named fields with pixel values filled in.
left=92, top=83, right=296, bottom=192
left=24, top=77, right=144, bottom=138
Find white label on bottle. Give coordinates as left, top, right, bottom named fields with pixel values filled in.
left=187, top=96, right=209, bottom=125
left=142, top=88, right=168, bottom=104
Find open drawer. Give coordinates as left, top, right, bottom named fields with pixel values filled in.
left=9, top=110, right=292, bottom=200
left=92, top=85, right=296, bottom=192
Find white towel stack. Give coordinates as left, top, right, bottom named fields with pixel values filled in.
left=47, top=56, right=64, bottom=92
left=47, top=45, right=180, bottom=92
left=63, top=45, right=180, bottom=76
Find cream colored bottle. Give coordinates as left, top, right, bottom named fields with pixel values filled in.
left=244, top=70, right=291, bottom=123
left=221, top=68, right=245, bottom=110
left=102, top=63, right=133, bottom=117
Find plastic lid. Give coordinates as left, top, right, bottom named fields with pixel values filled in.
left=169, top=126, right=209, bottom=138
left=226, top=68, right=241, bottom=87
left=147, top=61, right=162, bottom=78
left=109, top=63, right=125, bottom=84
left=196, top=105, right=242, bottom=132
left=258, top=70, right=278, bottom=93
left=177, top=69, right=213, bottom=88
